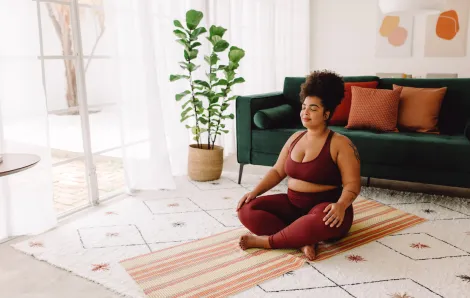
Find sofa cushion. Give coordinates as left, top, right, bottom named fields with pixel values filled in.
left=330, top=81, right=379, bottom=126
left=331, top=126, right=470, bottom=174
left=346, top=87, right=401, bottom=132
left=393, top=84, right=447, bottom=133
left=253, top=104, right=296, bottom=129
left=379, top=78, right=470, bottom=135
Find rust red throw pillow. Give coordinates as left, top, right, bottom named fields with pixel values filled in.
left=330, top=81, right=379, bottom=126
left=346, top=86, right=401, bottom=132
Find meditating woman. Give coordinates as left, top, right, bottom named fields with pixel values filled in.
left=236, top=70, right=361, bottom=261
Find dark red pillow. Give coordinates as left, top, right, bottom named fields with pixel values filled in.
left=330, top=81, right=379, bottom=126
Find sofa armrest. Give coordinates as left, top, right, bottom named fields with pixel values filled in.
left=465, top=118, right=470, bottom=141
left=236, top=92, right=286, bottom=164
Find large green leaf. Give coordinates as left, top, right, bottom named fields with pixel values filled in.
left=229, top=46, right=245, bottom=63
left=191, top=126, right=200, bottom=135
left=210, top=54, right=219, bottom=65
left=194, top=80, right=210, bottom=88
left=209, top=35, right=222, bottom=45
left=226, top=70, right=235, bottom=81
left=213, top=79, right=228, bottom=87
left=189, top=49, right=198, bottom=59
left=182, top=99, right=192, bottom=109
left=232, top=77, right=245, bottom=85
left=175, top=90, right=191, bottom=101
left=191, top=27, right=207, bottom=39
left=177, top=39, right=189, bottom=49
left=187, top=63, right=199, bottom=72
left=228, top=61, right=239, bottom=70
left=208, top=73, right=217, bottom=82
left=209, top=25, right=227, bottom=38
left=174, top=20, right=184, bottom=29
left=181, top=107, right=192, bottom=118
left=199, top=118, right=208, bottom=125
left=195, top=91, right=209, bottom=97
left=169, top=74, right=189, bottom=82
left=181, top=114, right=194, bottom=122
left=186, top=10, right=203, bottom=30
left=184, top=50, right=190, bottom=61
left=192, top=42, right=202, bottom=48
left=173, top=29, right=187, bottom=39
left=214, top=40, right=229, bottom=52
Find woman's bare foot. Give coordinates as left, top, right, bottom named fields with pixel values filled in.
left=239, top=234, right=271, bottom=250
left=300, top=244, right=317, bottom=261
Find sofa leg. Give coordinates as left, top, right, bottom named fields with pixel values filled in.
left=238, top=164, right=245, bottom=184
left=366, top=177, right=371, bottom=187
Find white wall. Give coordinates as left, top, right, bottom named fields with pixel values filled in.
left=310, top=0, right=470, bottom=78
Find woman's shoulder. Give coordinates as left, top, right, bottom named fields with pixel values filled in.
left=284, top=130, right=305, bottom=148
left=331, top=131, right=354, bottom=150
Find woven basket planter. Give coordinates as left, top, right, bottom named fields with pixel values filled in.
left=188, top=144, right=223, bottom=181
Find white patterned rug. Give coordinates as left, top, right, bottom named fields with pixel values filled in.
left=12, top=172, right=470, bottom=298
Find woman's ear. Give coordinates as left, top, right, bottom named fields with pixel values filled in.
left=324, top=111, right=330, bottom=120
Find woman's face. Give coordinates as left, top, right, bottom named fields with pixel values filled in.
left=300, top=96, right=329, bottom=128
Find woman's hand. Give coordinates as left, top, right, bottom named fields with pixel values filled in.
left=323, top=203, right=346, bottom=228
left=236, top=192, right=257, bottom=211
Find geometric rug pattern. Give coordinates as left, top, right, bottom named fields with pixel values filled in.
left=12, top=172, right=470, bottom=297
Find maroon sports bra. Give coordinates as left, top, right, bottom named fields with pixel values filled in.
left=284, top=130, right=342, bottom=186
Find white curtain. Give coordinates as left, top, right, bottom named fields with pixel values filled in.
left=0, top=0, right=56, bottom=240
left=106, top=0, right=310, bottom=191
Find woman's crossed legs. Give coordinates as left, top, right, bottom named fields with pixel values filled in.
left=237, top=192, right=353, bottom=260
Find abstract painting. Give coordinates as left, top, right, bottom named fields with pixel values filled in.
left=425, top=0, right=470, bottom=57
left=376, top=11, right=414, bottom=57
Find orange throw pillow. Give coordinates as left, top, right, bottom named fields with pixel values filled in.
left=346, top=86, right=401, bottom=132
left=393, top=84, right=447, bottom=133
left=330, top=81, right=379, bottom=126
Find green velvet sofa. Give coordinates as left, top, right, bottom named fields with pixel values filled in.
left=236, top=76, right=470, bottom=188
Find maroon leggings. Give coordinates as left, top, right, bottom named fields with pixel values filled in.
left=237, top=188, right=354, bottom=249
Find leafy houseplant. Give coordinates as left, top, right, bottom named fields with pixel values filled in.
left=170, top=9, right=245, bottom=181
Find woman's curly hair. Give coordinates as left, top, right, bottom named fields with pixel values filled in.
left=299, top=70, right=345, bottom=123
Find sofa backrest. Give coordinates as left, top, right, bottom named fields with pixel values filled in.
left=379, top=78, right=470, bottom=135
left=283, top=76, right=470, bottom=135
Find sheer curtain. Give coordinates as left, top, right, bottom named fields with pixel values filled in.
left=0, top=0, right=56, bottom=240
left=105, top=0, right=310, bottom=191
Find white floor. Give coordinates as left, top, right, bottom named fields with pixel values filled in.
left=3, top=158, right=470, bottom=298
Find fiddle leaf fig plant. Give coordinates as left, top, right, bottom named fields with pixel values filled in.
left=170, top=9, right=245, bottom=149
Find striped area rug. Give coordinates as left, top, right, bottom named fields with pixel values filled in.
left=120, top=197, right=426, bottom=297
left=120, top=228, right=305, bottom=298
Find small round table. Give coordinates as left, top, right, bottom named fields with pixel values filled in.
left=0, top=154, right=41, bottom=177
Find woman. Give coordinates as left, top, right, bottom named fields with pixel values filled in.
left=236, top=70, right=361, bottom=261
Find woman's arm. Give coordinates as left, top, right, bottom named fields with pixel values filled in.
left=335, top=135, right=362, bottom=209
left=250, top=132, right=302, bottom=196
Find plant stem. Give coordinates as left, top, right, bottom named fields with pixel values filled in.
left=187, top=30, right=201, bottom=149
left=188, top=73, right=201, bottom=149
left=212, top=95, right=227, bottom=148
left=207, top=53, right=214, bottom=149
